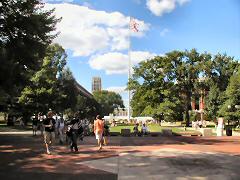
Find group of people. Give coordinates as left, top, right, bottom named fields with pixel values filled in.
left=31, top=112, right=65, bottom=140
left=192, top=120, right=206, bottom=129
left=35, top=111, right=109, bottom=155
left=133, top=123, right=149, bottom=136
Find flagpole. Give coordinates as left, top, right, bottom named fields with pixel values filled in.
left=128, top=16, right=131, bottom=123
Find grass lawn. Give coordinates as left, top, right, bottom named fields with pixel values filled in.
left=110, top=124, right=197, bottom=134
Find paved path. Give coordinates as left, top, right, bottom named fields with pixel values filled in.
left=0, top=133, right=240, bottom=180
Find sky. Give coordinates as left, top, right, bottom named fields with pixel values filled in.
left=44, top=0, right=240, bottom=107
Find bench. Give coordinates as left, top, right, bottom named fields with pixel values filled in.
left=109, top=132, right=120, bottom=136
left=162, top=129, right=172, bottom=136
left=121, top=129, right=131, bottom=137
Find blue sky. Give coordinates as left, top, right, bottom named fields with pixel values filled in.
left=45, top=0, right=240, bottom=106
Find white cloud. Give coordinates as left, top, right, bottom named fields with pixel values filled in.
left=44, top=3, right=149, bottom=56
left=146, top=0, right=190, bottom=16
left=89, top=51, right=156, bottom=75
left=160, top=28, right=169, bottom=36
left=105, top=86, right=127, bottom=93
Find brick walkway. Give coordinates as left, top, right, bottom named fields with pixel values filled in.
left=0, top=134, right=239, bottom=180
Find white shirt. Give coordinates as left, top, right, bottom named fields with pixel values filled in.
left=142, top=126, right=148, bottom=132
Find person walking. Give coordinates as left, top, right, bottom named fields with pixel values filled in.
left=69, top=114, right=80, bottom=152
left=43, top=111, right=56, bottom=155
left=53, top=114, right=59, bottom=138
left=94, top=115, right=104, bottom=151
left=38, top=112, right=44, bottom=135
left=133, top=123, right=139, bottom=136
left=32, top=114, right=38, bottom=136
left=58, top=115, right=65, bottom=145
left=103, top=119, right=110, bottom=145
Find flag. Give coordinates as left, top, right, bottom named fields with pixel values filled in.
left=130, top=17, right=139, bottom=32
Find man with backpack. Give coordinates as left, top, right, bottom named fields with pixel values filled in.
left=68, top=112, right=84, bottom=152
left=69, top=117, right=79, bottom=152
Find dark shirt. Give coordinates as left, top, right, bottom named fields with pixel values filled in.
left=43, top=117, right=56, bottom=132
left=69, top=118, right=79, bottom=125
left=70, top=118, right=80, bottom=130
left=32, top=118, right=38, bottom=126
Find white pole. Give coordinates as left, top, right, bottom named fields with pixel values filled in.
left=128, top=16, right=132, bottom=123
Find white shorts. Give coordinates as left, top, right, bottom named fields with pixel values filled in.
left=95, top=132, right=103, bottom=140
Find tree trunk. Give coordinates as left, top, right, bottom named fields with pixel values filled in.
left=185, top=93, right=192, bottom=127
left=185, top=109, right=190, bottom=127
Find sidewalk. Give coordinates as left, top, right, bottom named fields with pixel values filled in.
left=0, top=134, right=240, bottom=180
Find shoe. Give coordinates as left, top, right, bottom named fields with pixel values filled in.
left=47, top=150, right=51, bottom=155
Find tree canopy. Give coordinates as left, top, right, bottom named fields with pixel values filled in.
left=129, top=49, right=239, bottom=126
left=19, top=44, right=67, bottom=114
left=218, top=66, right=240, bottom=123
left=0, top=0, right=59, bottom=111
left=93, top=90, right=124, bottom=116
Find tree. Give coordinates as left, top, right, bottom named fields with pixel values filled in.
left=129, top=55, right=183, bottom=122
left=205, top=83, right=223, bottom=122
left=0, top=0, right=59, bottom=111
left=58, top=68, right=78, bottom=111
left=218, top=66, right=240, bottom=124
left=19, top=44, right=67, bottom=114
left=171, top=49, right=203, bottom=126
left=211, top=54, right=238, bottom=91
left=93, top=90, right=124, bottom=116
left=129, top=49, right=239, bottom=126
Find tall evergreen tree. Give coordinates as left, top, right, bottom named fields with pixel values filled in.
left=0, top=0, right=59, bottom=111
left=219, top=66, right=240, bottom=124
left=205, top=83, right=222, bottom=122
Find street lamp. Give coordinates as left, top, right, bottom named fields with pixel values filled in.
left=235, top=105, right=240, bottom=109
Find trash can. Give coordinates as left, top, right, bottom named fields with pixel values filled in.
left=225, top=126, right=232, bottom=136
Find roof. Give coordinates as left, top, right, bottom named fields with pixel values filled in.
left=74, top=80, right=93, bottom=99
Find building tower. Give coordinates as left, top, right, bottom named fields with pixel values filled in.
left=92, top=77, right=102, bottom=92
